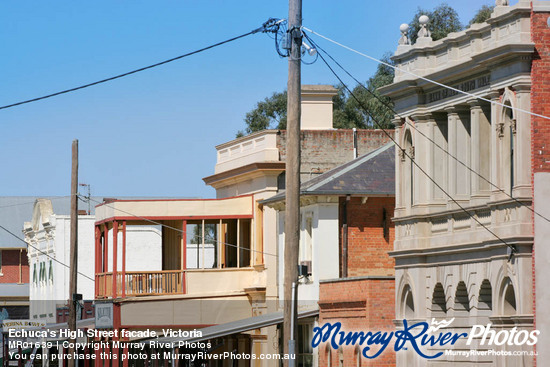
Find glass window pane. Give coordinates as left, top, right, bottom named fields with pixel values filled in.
left=204, top=221, right=218, bottom=269
left=239, top=219, right=251, bottom=268
left=186, top=222, right=202, bottom=269
left=222, top=220, right=238, bottom=268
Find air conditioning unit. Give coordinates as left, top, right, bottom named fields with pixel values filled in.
left=299, top=261, right=312, bottom=277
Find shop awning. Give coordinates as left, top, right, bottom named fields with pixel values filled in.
left=143, top=309, right=318, bottom=346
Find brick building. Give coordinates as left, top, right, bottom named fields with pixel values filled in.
left=0, top=197, right=34, bottom=322
left=379, top=1, right=550, bottom=365
left=264, top=142, right=396, bottom=366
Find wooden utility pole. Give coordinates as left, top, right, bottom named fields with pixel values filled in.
left=284, top=0, right=301, bottom=365
left=68, top=139, right=78, bottom=367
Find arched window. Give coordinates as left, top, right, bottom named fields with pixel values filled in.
left=501, top=278, right=517, bottom=315
left=431, top=283, right=447, bottom=318
left=478, top=279, right=492, bottom=311
left=454, top=281, right=470, bottom=316
left=402, top=284, right=415, bottom=319
left=477, top=279, right=492, bottom=322
left=498, top=96, right=516, bottom=197
left=402, top=129, right=414, bottom=208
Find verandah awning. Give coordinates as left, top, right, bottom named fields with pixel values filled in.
left=142, top=309, right=319, bottom=346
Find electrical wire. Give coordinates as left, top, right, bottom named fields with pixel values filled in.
left=0, top=223, right=95, bottom=282
left=303, top=31, right=517, bottom=258
left=304, top=35, right=550, bottom=225
left=0, top=20, right=277, bottom=111
left=302, top=26, right=550, bottom=122
left=0, top=196, right=71, bottom=209
left=83, top=196, right=278, bottom=258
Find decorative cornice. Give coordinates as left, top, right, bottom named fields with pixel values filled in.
left=203, top=162, right=285, bottom=187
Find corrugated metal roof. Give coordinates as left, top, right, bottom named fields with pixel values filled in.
left=143, top=309, right=319, bottom=346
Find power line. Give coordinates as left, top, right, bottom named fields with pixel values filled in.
left=305, top=36, right=550, bottom=225
left=0, top=196, right=71, bottom=209
left=302, top=26, right=550, bottom=122
left=0, top=19, right=280, bottom=111
left=0, top=224, right=95, bottom=282
left=303, top=31, right=517, bottom=258
left=84, top=196, right=278, bottom=258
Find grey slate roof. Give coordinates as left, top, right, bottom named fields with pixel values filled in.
left=262, top=142, right=395, bottom=204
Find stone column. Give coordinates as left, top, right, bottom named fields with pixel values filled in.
left=393, top=118, right=403, bottom=211
left=410, top=112, right=433, bottom=209
left=468, top=100, right=492, bottom=204
left=489, top=91, right=501, bottom=202
left=446, top=107, right=458, bottom=207
left=512, top=82, right=532, bottom=197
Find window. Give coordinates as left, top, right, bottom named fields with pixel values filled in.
left=297, top=323, right=314, bottom=367
left=501, top=278, right=516, bottom=315
left=401, top=129, right=414, bottom=208
left=299, top=213, right=313, bottom=265
left=33, top=263, right=37, bottom=284
left=431, top=283, right=446, bottom=318
left=402, top=285, right=415, bottom=319
left=48, top=261, right=53, bottom=282
left=186, top=219, right=251, bottom=269
left=454, top=281, right=470, bottom=314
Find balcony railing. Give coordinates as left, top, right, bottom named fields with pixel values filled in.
left=96, top=270, right=185, bottom=298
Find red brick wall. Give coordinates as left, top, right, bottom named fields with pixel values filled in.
left=0, top=249, right=29, bottom=284
left=340, top=197, right=395, bottom=277
left=319, top=279, right=395, bottom=367
left=530, top=11, right=550, bottom=366
left=531, top=12, right=550, bottom=174
left=316, top=196, right=396, bottom=366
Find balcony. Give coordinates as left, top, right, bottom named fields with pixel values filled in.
left=94, top=196, right=262, bottom=300
left=96, top=270, right=184, bottom=298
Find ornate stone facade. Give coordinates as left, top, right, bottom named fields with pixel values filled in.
left=379, top=1, right=548, bottom=365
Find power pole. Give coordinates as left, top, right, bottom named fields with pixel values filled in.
left=284, top=0, right=301, bottom=366
left=68, top=140, right=78, bottom=367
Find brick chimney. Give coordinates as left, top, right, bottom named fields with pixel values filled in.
left=300, top=85, right=338, bottom=129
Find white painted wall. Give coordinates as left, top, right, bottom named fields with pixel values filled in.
left=277, top=202, right=339, bottom=309
left=28, top=215, right=161, bottom=323
left=107, top=225, right=162, bottom=272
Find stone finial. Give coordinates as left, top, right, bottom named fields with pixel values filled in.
left=417, top=15, right=431, bottom=39
left=495, top=0, right=509, bottom=6
left=398, top=23, right=411, bottom=45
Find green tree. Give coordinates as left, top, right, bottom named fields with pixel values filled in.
left=468, top=5, right=494, bottom=26
left=236, top=91, right=287, bottom=137
left=344, top=53, right=396, bottom=129
left=408, top=3, right=463, bottom=43
left=237, top=53, right=396, bottom=137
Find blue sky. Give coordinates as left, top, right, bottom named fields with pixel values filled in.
left=0, top=1, right=499, bottom=198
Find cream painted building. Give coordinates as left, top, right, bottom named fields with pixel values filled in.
left=379, top=1, right=550, bottom=365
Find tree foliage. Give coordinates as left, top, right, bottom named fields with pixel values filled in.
left=408, top=3, right=463, bottom=43
left=340, top=53, right=396, bottom=129
left=237, top=91, right=287, bottom=137
left=468, top=5, right=494, bottom=26
left=239, top=4, right=478, bottom=136
left=237, top=53, right=396, bottom=136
